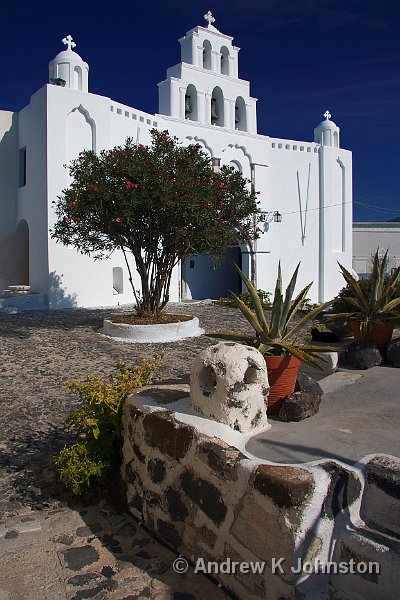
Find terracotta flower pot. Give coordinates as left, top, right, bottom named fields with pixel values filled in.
left=264, top=355, right=301, bottom=415
left=350, top=321, right=395, bottom=356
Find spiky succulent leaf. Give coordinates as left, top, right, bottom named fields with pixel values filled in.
left=337, top=263, right=369, bottom=310
left=285, top=283, right=313, bottom=330
left=234, top=265, right=269, bottom=331
left=279, top=263, right=300, bottom=333
left=282, top=300, right=333, bottom=340
left=207, top=332, right=259, bottom=346
left=229, top=293, right=266, bottom=336
left=269, top=262, right=284, bottom=338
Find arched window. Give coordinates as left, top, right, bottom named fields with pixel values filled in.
left=185, top=84, right=198, bottom=121
left=323, top=129, right=331, bottom=146
left=220, top=46, right=230, bottom=75
left=235, top=97, right=247, bottom=131
left=73, top=66, right=82, bottom=91
left=211, top=86, right=224, bottom=127
left=203, top=40, right=212, bottom=70
left=333, top=131, right=339, bottom=148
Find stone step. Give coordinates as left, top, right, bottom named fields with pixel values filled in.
left=331, top=527, right=400, bottom=600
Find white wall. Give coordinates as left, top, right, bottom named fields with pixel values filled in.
left=16, top=89, right=49, bottom=294
left=353, top=224, right=400, bottom=276
left=0, top=110, right=18, bottom=290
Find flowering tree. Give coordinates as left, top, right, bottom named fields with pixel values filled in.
left=52, top=129, right=262, bottom=317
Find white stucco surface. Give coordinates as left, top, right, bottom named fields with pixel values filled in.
left=0, top=17, right=354, bottom=308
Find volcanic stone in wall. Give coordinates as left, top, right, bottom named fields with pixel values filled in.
left=181, top=470, right=227, bottom=525
left=253, top=465, right=315, bottom=508
left=147, top=458, right=167, bottom=484
left=197, top=439, right=248, bottom=481
left=143, top=410, right=194, bottom=460
left=166, top=487, right=189, bottom=521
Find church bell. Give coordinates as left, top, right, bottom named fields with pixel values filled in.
left=211, top=99, right=219, bottom=122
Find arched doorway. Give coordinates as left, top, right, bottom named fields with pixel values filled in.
left=182, top=245, right=248, bottom=300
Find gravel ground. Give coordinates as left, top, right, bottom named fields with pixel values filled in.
left=0, top=302, right=254, bottom=518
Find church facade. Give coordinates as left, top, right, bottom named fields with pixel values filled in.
left=0, top=14, right=353, bottom=309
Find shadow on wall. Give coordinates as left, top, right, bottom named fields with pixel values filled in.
left=49, top=271, right=78, bottom=308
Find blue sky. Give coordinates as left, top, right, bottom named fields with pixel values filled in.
left=2, top=0, right=399, bottom=221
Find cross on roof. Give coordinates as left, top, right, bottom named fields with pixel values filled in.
left=324, top=110, right=332, bottom=121
left=204, top=10, right=215, bottom=26
left=62, top=35, right=76, bottom=51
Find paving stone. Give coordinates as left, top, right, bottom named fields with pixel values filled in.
left=62, top=545, right=100, bottom=571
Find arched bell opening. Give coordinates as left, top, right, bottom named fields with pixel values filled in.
left=235, top=96, right=247, bottom=131
left=220, top=46, right=230, bottom=75
left=211, top=86, right=224, bottom=127
left=185, top=84, right=198, bottom=121
left=203, top=40, right=212, bottom=70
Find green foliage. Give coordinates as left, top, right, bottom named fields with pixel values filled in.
left=217, top=289, right=272, bottom=310
left=51, top=129, right=262, bottom=316
left=327, top=249, right=400, bottom=335
left=210, top=263, right=335, bottom=368
left=52, top=357, right=162, bottom=495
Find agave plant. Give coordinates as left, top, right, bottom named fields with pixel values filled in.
left=328, top=249, right=400, bottom=336
left=209, top=262, right=335, bottom=368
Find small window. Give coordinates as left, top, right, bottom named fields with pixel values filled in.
left=117, top=108, right=122, bottom=115
left=19, top=147, right=27, bottom=187
left=113, top=267, right=123, bottom=295
left=189, top=260, right=195, bottom=269
left=125, top=111, right=129, bottom=117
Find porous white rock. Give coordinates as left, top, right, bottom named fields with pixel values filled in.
left=190, top=342, right=269, bottom=433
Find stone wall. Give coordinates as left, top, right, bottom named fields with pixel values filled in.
left=121, top=386, right=400, bottom=600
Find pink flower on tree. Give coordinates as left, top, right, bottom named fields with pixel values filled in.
left=115, top=217, right=122, bottom=223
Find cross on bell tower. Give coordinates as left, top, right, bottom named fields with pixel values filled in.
left=324, top=110, right=332, bottom=121
left=203, top=10, right=215, bottom=27
left=62, top=35, right=76, bottom=51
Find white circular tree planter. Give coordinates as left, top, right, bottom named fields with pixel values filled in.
left=102, top=316, right=204, bottom=343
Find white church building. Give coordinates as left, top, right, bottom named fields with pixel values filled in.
left=0, top=13, right=353, bottom=309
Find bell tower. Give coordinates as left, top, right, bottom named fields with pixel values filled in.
left=158, top=12, right=257, bottom=134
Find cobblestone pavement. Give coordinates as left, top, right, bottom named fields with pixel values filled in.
left=0, top=303, right=252, bottom=600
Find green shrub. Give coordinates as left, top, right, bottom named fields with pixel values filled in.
left=217, top=289, right=272, bottom=310
left=53, top=357, right=162, bottom=495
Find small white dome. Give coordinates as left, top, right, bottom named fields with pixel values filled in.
left=49, top=35, right=89, bottom=92
left=314, top=111, right=340, bottom=147
left=53, top=48, right=84, bottom=62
